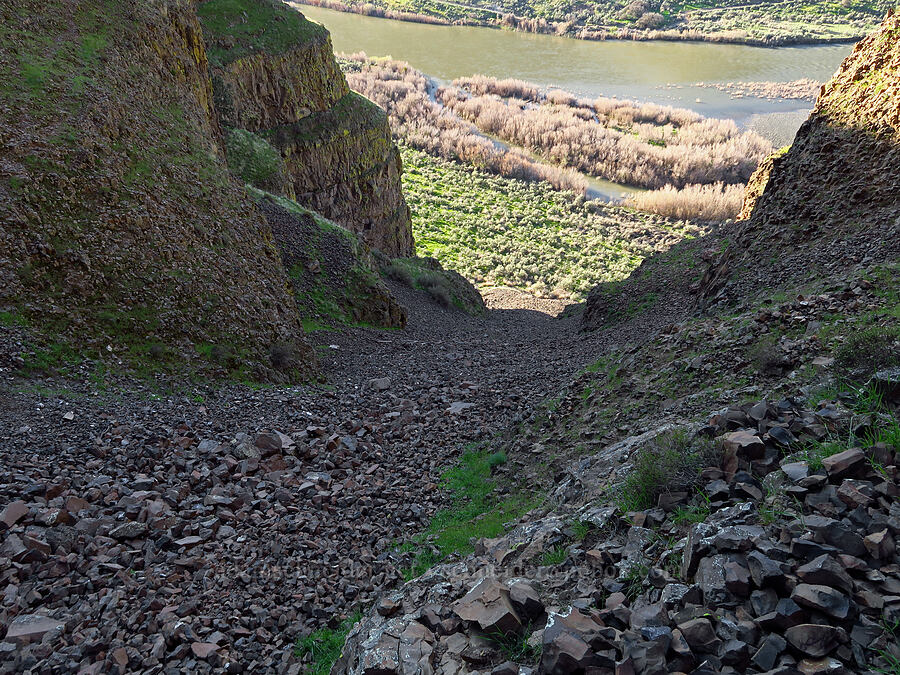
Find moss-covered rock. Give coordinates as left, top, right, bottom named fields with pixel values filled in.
left=267, top=93, right=413, bottom=257
left=199, top=0, right=414, bottom=257
left=700, top=13, right=900, bottom=306
left=207, top=27, right=349, bottom=129
left=0, top=0, right=312, bottom=381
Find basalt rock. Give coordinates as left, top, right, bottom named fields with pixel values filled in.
left=337, top=385, right=900, bottom=675
left=0, top=0, right=312, bottom=380
left=199, top=0, right=413, bottom=257
left=700, top=14, right=900, bottom=307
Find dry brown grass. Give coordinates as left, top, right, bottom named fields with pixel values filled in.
left=341, top=54, right=587, bottom=193
left=696, top=78, right=821, bottom=102
left=626, top=183, right=745, bottom=221
left=341, top=56, right=765, bottom=220
left=440, top=76, right=772, bottom=189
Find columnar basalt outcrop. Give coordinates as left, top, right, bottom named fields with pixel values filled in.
left=700, top=12, right=900, bottom=306
left=0, top=0, right=311, bottom=380
left=210, top=31, right=349, bottom=130
left=199, top=0, right=414, bottom=257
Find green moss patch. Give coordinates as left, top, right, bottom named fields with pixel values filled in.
left=398, top=445, right=540, bottom=579
left=198, top=0, right=327, bottom=67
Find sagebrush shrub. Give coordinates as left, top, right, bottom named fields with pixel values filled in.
left=384, top=262, right=414, bottom=286
left=836, top=326, right=900, bottom=375
left=225, top=128, right=283, bottom=189
left=419, top=272, right=452, bottom=307
left=616, top=430, right=719, bottom=512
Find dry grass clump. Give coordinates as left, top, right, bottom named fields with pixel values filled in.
left=453, top=75, right=541, bottom=101
left=626, top=183, right=745, bottom=221
left=341, top=53, right=587, bottom=193
left=440, top=77, right=772, bottom=189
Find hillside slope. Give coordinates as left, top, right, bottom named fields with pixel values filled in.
left=0, top=0, right=311, bottom=381
left=199, top=0, right=414, bottom=257
left=295, top=0, right=892, bottom=44
left=701, top=11, right=900, bottom=309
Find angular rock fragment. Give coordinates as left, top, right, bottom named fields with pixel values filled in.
left=791, top=584, right=852, bottom=619
left=821, top=448, right=865, bottom=478
left=453, top=579, right=522, bottom=634
left=785, top=624, right=846, bottom=658
left=0, top=501, right=28, bottom=530
left=4, top=615, right=65, bottom=645
left=676, top=618, right=720, bottom=653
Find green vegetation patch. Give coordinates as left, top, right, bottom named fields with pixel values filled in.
left=835, top=325, right=900, bottom=376
left=340, top=0, right=891, bottom=43
left=294, top=612, right=361, bottom=675
left=246, top=188, right=404, bottom=331
left=225, top=128, right=284, bottom=190
left=1, top=0, right=114, bottom=114
left=614, top=429, right=719, bottom=513
left=267, top=92, right=388, bottom=152
left=402, top=146, right=696, bottom=300
left=399, top=446, right=539, bottom=579
left=197, top=0, right=327, bottom=67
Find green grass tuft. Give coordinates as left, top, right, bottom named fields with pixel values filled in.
left=400, top=447, right=539, bottom=579
left=484, top=623, right=543, bottom=664
left=294, top=612, right=362, bottom=675
left=623, top=563, right=649, bottom=602
left=540, top=545, right=568, bottom=566
left=671, top=492, right=712, bottom=526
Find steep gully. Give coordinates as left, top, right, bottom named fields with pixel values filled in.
left=0, top=274, right=689, bottom=672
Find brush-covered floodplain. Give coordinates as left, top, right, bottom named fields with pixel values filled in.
left=401, top=145, right=702, bottom=300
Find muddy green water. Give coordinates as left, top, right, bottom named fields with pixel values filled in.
left=298, top=4, right=851, bottom=145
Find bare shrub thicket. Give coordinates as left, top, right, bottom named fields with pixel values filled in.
left=439, top=76, right=772, bottom=189
left=452, top=75, right=541, bottom=101
left=342, top=56, right=765, bottom=220
left=626, top=183, right=745, bottom=221
left=696, top=78, right=821, bottom=102
left=341, top=54, right=587, bottom=193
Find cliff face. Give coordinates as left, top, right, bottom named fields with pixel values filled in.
left=199, top=0, right=414, bottom=257
left=701, top=12, right=900, bottom=305
left=0, top=0, right=312, bottom=380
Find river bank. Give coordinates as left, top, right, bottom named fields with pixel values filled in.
left=299, top=3, right=850, bottom=145
left=290, top=0, right=880, bottom=46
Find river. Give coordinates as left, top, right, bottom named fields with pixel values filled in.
left=297, top=4, right=851, bottom=147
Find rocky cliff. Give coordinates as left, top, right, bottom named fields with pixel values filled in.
left=700, top=12, right=900, bottom=307
left=0, top=0, right=311, bottom=381
left=199, top=0, right=414, bottom=257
